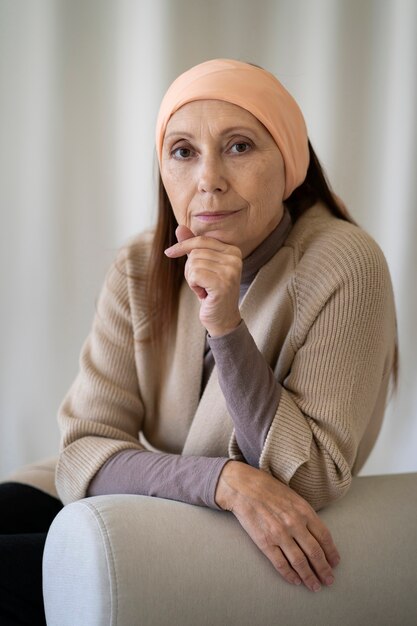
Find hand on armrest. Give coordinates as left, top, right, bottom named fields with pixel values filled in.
left=215, top=461, right=340, bottom=592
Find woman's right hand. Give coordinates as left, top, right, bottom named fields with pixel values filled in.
left=215, top=461, right=340, bottom=592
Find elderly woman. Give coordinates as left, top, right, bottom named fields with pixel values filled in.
left=1, top=59, right=397, bottom=623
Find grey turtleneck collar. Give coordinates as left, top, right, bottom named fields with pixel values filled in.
left=239, top=206, right=293, bottom=300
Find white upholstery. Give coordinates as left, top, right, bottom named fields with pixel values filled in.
left=43, top=473, right=417, bottom=626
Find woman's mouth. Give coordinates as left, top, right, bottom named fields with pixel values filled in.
left=194, top=210, right=242, bottom=223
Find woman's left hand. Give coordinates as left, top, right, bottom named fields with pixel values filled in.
left=165, top=225, right=242, bottom=336
left=215, top=461, right=341, bottom=591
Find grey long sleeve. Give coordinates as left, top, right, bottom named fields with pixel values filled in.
left=88, top=449, right=229, bottom=509
left=208, top=320, right=282, bottom=466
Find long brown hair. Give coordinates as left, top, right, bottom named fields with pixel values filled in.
left=146, top=140, right=398, bottom=388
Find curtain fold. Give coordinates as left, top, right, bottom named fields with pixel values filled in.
left=1, top=0, right=416, bottom=477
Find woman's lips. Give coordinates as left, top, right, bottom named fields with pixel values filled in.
left=194, top=210, right=242, bottom=223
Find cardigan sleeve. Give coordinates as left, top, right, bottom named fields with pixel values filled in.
left=56, top=245, right=230, bottom=507
left=55, top=250, right=147, bottom=504
left=229, top=226, right=397, bottom=511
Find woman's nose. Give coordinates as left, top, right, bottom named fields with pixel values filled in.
left=197, top=156, right=227, bottom=194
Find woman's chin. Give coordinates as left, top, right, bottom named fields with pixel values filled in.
left=193, top=226, right=237, bottom=245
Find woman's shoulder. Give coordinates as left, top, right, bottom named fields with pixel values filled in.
left=283, top=203, right=396, bottom=347
left=114, top=228, right=155, bottom=275
left=286, top=202, right=391, bottom=286
left=95, top=229, right=156, bottom=339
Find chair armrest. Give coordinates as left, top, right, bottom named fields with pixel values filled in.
left=43, top=473, right=417, bottom=626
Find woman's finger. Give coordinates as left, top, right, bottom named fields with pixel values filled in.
left=165, top=235, right=241, bottom=259
left=186, top=249, right=242, bottom=269
left=307, top=520, right=341, bottom=568
left=185, top=258, right=240, bottom=284
left=294, top=529, right=335, bottom=587
left=175, top=224, right=195, bottom=243
left=265, top=545, right=302, bottom=586
left=280, top=538, right=323, bottom=592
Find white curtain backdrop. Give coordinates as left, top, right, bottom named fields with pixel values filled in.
left=1, top=0, right=416, bottom=479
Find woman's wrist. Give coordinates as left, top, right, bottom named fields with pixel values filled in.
left=214, top=460, right=243, bottom=510
left=205, top=315, right=242, bottom=338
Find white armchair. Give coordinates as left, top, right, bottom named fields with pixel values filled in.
left=38, top=471, right=417, bottom=626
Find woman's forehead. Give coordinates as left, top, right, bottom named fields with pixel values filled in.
left=164, top=99, right=268, bottom=138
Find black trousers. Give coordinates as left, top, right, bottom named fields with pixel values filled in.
left=0, top=482, right=63, bottom=626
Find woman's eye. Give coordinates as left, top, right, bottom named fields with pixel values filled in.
left=230, top=142, right=251, bottom=154
left=172, top=147, right=193, bottom=159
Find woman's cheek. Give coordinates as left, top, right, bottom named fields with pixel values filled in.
left=173, top=197, right=192, bottom=228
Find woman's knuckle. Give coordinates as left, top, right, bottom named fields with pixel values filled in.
left=257, top=537, right=269, bottom=552
left=279, top=512, right=295, bottom=528
left=308, top=545, right=324, bottom=562
left=269, top=526, right=285, bottom=544
left=288, top=520, right=306, bottom=536
left=232, top=245, right=242, bottom=258
left=319, top=530, right=332, bottom=546
left=292, top=555, right=309, bottom=570
left=275, top=558, right=290, bottom=573
left=296, top=503, right=311, bottom=520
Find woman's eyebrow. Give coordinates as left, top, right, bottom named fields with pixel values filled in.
left=164, top=126, right=257, bottom=141
left=220, top=126, right=257, bottom=137
left=164, top=130, right=194, bottom=141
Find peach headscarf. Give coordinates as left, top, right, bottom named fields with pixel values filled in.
left=155, top=59, right=309, bottom=199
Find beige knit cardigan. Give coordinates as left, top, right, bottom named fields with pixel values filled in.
left=56, top=203, right=397, bottom=509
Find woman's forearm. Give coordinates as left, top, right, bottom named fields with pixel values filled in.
left=208, top=320, right=281, bottom=466
left=87, top=448, right=230, bottom=510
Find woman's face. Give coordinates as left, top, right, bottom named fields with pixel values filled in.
left=160, top=100, right=286, bottom=258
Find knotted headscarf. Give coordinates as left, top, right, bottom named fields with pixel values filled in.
left=155, top=59, right=309, bottom=199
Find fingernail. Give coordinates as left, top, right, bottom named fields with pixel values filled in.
left=164, top=248, right=174, bottom=256
left=312, top=582, right=321, bottom=592
left=293, top=577, right=302, bottom=586
left=326, top=576, right=334, bottom=586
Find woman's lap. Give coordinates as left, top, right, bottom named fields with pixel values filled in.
left=0, top=482, right=63, bottom=534
left=0, top=482, right=63, bottom=626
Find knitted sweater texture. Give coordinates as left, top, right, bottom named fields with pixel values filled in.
left=56, top=203, right=397, bottom=509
